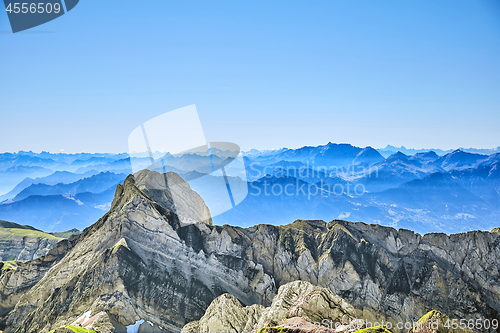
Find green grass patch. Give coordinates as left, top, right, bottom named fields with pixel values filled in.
left=66, top=325, right=97, bottom=333
left=418, top=310, right=437, bottom=323
left=0, top=227, right=63, bottom=240
left=0, top=260, right=19, bottom=272
left=48, top=325, right=97, bottom=333
left=257, top=327, right=288, bottom=333
left=9, top=228, right=62, bottom=239
left=354, top=325, right=392, bottom=333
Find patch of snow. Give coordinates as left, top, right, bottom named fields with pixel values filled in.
left=72, top=311, right=91, bottom=326
left=63, top=195, right=84, bottom=205
left=126, top=319, right=145, bottom=333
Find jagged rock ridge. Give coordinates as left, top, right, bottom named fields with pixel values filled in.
left=182, top=281, right=477, bottom=333
left=0, top=170, right=499, bottom=333
left=181, top=280, right=359, bottom=333
left=0, top=170, right=274, bottom=333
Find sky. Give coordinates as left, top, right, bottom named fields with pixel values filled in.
left=0, top=0, right=499, bottom=153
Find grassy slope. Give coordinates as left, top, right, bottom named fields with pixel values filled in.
left=0, top=260, right=21, bottom=272
left=0, top=221, right=63, bottom=273
left=48, top=325, right=97, bottom=333
left=0, top=220, right=79, bottom=241
left=0, top=227, right=62, bottom=241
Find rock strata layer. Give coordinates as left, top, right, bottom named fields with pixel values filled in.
left=182, top=282, right=478, bottom=333
left=0, top=170, right=498, bottom=333
left=181, top=280, right=358, bottom=333
left=0, top=221, right=63, bottom=261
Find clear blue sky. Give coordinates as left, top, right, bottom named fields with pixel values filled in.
left=1, top=0, right=499, bottom=153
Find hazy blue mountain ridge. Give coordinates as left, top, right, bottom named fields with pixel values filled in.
left=0, top=145, right=498, bottom=233
left=213, top=146, right=500, bottom=234
left=0, top=194, right=111, bottom=231
left=0, top=170, right=100, bottom=202
left=12, top=171, right=127, bottom=202
left=378, top=145, right=500, bottom=158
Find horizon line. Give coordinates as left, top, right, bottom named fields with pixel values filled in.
left=1, top=143, right=500, bottom=155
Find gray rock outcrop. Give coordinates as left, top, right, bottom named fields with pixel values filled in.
left=182, top=280, right=358, bottom=333
left=0, top=170, right=273, bottom=333
left=0, top=221, right=63, bottom=261
left=0, top=170, right=498, bottom=333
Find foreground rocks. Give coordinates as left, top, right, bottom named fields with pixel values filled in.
left=0, top=170, right=499, bottom=332
left=181, top=280, right=360, bottom=333
left=182, top=281, right=478, bottom=333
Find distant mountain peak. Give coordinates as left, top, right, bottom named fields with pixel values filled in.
left=387, top=151, right=409, bottom=160
left=414, top=150, right=439, bottom=158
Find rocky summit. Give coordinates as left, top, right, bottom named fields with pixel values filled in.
left=0, top=170, right=499, bottom=333
left=181, top=280, right=360, bottom=333
left=182, top=280, right=476, bottom=333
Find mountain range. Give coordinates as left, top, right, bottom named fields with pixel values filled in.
left=215, top=145, right=500, bottom=234
left=0, top=170, right=498, bottom=333
left=0, top=172, right=127, bottom=231
left=377, top=145, right=500, bottom=158
left=1, top=144, right=499, bottom=234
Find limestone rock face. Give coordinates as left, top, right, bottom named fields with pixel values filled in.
left=194, top=219, right=500, bottom=328
left=183, top=285, right=483, bottom=333
left=0, top=221, right=64, bottom=261
left=181, top=280, right=357, bottom=333
left=0, top=170, right=499, bottom=333
left=255, top=280, right=357, bottom=329
left=180, top=293, right=265, bottom=333
left=0, top=170, right=272, bottom=333
left=0, top=234, right=60, bottom=261
left=131, top=170, right=212, bottom=226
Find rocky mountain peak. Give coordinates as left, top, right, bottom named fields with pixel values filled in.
left=1, top=171, right=499, bottom=333
left=387, top=151, right=409, bottom=161
left=182, top=280, right=359, bottom=333
left=111, top=169, right=212, bottom=227
left=183, top=281, right=479, bottom=333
